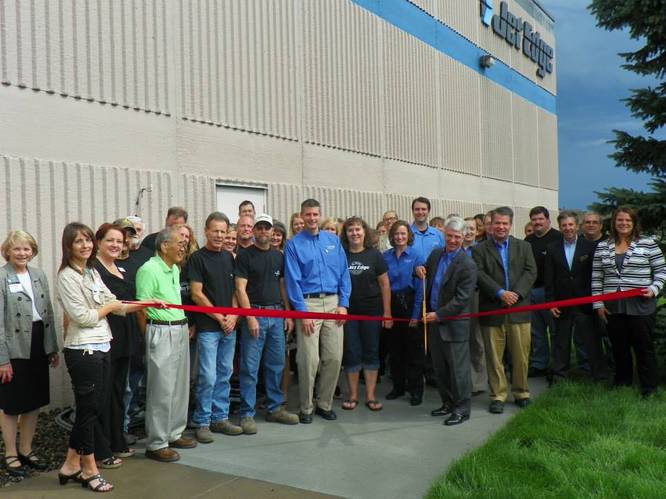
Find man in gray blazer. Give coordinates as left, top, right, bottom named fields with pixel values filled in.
left=472, top=207, right=537, bottom=414
left=424, top=217, right=477, bottom=426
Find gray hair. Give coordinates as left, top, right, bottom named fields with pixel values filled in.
left=444, top=216, right=466, bottom=233
left=583, top=211, right=602, bottom=223
left=154, top=226, right=181, bottom=255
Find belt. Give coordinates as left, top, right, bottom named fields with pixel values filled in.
left=303, top=292, right=336, bottom=299
left=250, top=304, right=283, bottom=309
left=148, top=318, right=188, bottom=326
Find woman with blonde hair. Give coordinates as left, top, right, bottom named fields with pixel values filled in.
left=320, top=217, right=339, bottom=235
left=0, top=230, right=58, bottom=477
left=289, top=213, right=304, bottom=237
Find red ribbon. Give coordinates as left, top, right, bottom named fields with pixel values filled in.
left=127, top=288, right=646, bottom=323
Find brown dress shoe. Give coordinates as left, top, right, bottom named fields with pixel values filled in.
left=145, top=447, right=180, bottom=463
left=168, top=437, right=198, bottom=449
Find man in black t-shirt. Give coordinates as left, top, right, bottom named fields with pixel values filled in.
left=524, top=206, right=563, bottom=376
left=188, top=212, right=242, bottom=444
left=235, top=214, right=299, bottom=434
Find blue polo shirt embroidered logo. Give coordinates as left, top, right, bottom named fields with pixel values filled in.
left=480, top=0, right=493, bottom=26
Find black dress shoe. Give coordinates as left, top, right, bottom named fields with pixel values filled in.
left=489, top=400, right=504, bottom=414
left=409, top=394, right=422, bottom=406
left=515, top=398, right=531, bottom=408
left=386, top=389, right=405, bottom=400
left=430, top=405, right=452, bottom=417
left=298, top=412, right=313, bottom=424
left=444, top=412, right=470, bottom=426
left=314, top=406, right=337, bottom=421
left=528, top=367, right=548, bottom=378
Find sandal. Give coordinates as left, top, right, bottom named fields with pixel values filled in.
left=81, top=473, right=114, bottom=493
left=115, top=448, right=135, bottom=458
left=366, top=400, right=383, bottom=411
left=342, top=399, right=359, bottom=410
left=18, top=450, right=48, bottom=471
left=96, top=456, right=122, bottom=469
left=58, top=469, right=84, bottom=485
left=3, top=455, right=27, bottom=477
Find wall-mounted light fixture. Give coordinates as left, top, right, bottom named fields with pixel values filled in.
left=479, top=54, right=495, bottom=69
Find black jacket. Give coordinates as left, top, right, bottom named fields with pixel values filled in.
left=544, top=236, right=595, bottom=315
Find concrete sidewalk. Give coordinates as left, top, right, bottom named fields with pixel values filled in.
left=177, top=377, right=547, bottom=499
left=4, top=378, right=546, bottom=499
left=5, top=460, right=339, bottom=499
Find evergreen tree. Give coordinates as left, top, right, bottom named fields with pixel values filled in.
left=588, top=0, right=666, bottom=237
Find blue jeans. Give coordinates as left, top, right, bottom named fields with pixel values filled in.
left=239, top=315, right=286, bottom=417
left=343, top=319, right=381, bottom=372
left=192, top=330, right=236, bottom=426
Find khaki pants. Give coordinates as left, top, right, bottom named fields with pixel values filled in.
left=296, top=295, right=343, bottom=414
left=145, top=323, right=190, bottom=451
left=482, top=320, right=530, bottom=402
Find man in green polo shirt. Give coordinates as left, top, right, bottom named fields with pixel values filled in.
left=136, top=226, right=197, bottom=463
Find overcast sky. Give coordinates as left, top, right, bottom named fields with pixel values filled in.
left=539, top=0, right=654, bottom=209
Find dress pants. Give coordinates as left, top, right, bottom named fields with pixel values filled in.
left=428, top=323, right=471, bottom=415
left=606, top=314, right=657, bottom=394
left=482, top=320, right=531, bottom=402
left=529, top=287, right=555, bottom=370
left=145, top=323, right=189, bottom=451
left=295, top=295, right=343, bottom=414
left=103, top=356, right=130, bottom=453
left=388, top=292, right=424, bottom=397
left=468, top=291, right=487, bottom=392
left=552, top=309, right=607, bottom=381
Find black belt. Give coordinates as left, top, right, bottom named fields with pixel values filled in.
left=148, top=318, right=188, bottom=326
left=303, top=292, right=336, bottom=299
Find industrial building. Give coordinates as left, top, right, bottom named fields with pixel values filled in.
left=0, top=0, right=557, bottom=406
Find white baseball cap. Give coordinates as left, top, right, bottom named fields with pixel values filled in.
left=254, top=214, right=273, bottom=227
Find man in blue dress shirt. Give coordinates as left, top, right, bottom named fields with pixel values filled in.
left=284, top=199, right=351, bottom=424
left=410, top=197, right=444, bottom=262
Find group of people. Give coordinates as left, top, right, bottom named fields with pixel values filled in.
left=0, top=196, right=664, bottom=493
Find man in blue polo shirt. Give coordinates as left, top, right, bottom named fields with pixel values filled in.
left=410, top=196, right=443, bottom=261
left=284, top=199, right=351, bottom=424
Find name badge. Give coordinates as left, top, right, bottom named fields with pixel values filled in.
left=8, top=283, right=22, bottom=294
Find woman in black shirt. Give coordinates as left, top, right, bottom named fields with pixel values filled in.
left=340, top=217, right=392, bottom=411
left=94, top=223, right=139, bottom=463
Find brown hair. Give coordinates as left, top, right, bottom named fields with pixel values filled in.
left=59, top=222, right=97, bottom=272
left=272, top=221, right=287, bottom=250
left=166, top=206, right=188, bottom=222
left=388, top=220, right=414, bottom=247
left=610, top=206, right=640, bottom=242
left=340, top=216, right=372, bottom=250
left=96, top=223, right=127, bottom=244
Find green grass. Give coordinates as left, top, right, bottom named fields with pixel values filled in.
left=427, top=382, right=666, bottom=499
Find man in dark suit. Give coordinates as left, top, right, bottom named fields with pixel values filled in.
left=472, top=207, right=537, bottom=414
left=544, top=211, right=608, bottom=382
left=424, top=217, right=477, bottom=425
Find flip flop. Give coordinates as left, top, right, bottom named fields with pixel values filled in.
left=342, top=399, right=358, bottom=410
left=366, top=400, right=383, bottom=411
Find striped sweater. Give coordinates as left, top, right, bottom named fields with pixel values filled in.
left=591, top=237, right=666, bottom=309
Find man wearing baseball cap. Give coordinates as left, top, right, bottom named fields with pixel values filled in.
left=235, top=214, right=299, bottom=433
